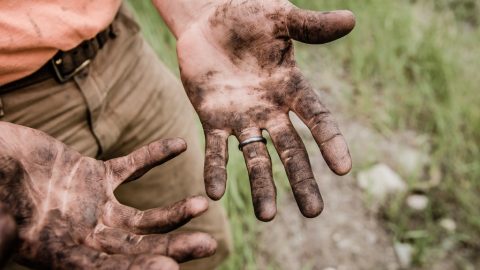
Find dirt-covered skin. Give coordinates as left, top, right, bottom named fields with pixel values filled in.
left=0, top=122, right=217, bottom=270
left=0, top=202, right=16, bottom=268
left=175, top=0, right=355, bottom=221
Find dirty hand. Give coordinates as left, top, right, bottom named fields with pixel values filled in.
left=175, top=0, right=355, bottom=221
left=0, top=122, right=216, bottom=270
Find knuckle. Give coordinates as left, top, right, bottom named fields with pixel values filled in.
left=292, top=177, right=315, bottom=188
left=205, top=151, right=226, bottom=165
left=280, top=146, right=305, bottom=161
left=251, top=180, right=275, bottom=192
left=319, top=133, right=343, bottom=146
left=204, top=164, right=227, bottom=176
left=247, top=156, right=271, bottom=167
left=308, top=111, right=333, bottom=130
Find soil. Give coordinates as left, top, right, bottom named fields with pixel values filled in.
left=255, top=47, right=401, bottom=270
left=256, top=119, right=401, bottom=270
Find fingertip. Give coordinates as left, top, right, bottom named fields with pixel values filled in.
left=204, top=166, right=227, bottom=200
left=286, top=8, right=356, bottom=44
left=300, top=199, right=324, bottom=218
left=336, top=10, right=356, bottom=32
left=150, top=138, right=187, bottom=159
left=209, top=235, right=218, bottom=252
left=177, top=137, right=188, bottom=148
left=170, top=137, right=188, bottom=153
left=187, top=196, right=209, bottom=216
left=292, top=180, right=324, bottom=218
left=206, top=188, right=225, bottom=201
left=321, top=136, right=352, bottom=176
left=170, top=233, right=217, bottom=262
left=198, top=233, right=218, bottom=257
left=333, top=155, right=352, bottom=176
left=255, top=201, right=277, bottom=222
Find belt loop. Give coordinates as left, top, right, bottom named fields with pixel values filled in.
left=0, top=96, right=5, bottom=117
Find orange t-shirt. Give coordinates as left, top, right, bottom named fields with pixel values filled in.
left=0, top=0, right=122, bottom=85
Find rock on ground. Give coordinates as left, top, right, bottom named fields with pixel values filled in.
left=357, top=163, right=407, bottom=203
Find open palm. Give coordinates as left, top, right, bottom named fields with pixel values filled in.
left=177, top=0, right=355, bottom=221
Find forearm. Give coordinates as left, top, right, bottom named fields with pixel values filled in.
left=152, top=0, right=219, bottom=39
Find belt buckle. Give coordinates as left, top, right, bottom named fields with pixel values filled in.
left=51, top=58, right=91, bottom=83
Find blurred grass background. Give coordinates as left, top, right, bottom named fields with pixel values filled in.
left=127, top=0, right=479, bottom=269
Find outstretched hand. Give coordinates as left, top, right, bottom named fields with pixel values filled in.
left=0, top=122, right=216, bottom=270
left=177, top=0, right=355, bottom=221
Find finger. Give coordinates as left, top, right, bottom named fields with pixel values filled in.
left=92, top=226, right=217, bottom=263
left=106, top=138, right=187, bottom=187
left=286, top=8, right=355, bottom=44
left=237, top=128, right=276, bottom=221
left=267, top=118, right=323, bottom=218
left=291, top=80, right=352, bottom=175
left=204, top=130, right=229, bottom=200
left=104, top=196, right=209, bottom=234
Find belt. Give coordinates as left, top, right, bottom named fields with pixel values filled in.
left=0, top=25, right=117, bottom=94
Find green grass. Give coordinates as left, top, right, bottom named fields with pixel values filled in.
left=296, top=0, right=480, bottom=267
left=128, top=0, right=479, bottom=268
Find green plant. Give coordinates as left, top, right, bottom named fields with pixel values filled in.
left=127, top=0, right=480, bottom=268
left=301, top=0, right=480, bottom=266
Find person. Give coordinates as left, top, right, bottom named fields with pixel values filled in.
left=0, top=0, right=355, bottom=269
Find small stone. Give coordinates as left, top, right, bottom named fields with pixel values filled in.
left=406, top=194, right=429, bottom=211
left=393, top=146, right=430, bottom=176
left=357, top=164, right=407, bottom=202
left=441, top=238, right=456, bottom=251
left=394, top=242, right=413, bottom=268
left=440, top=218, right=457, bottom=232
left=366, top=232, right=378, bottom=244
left=332, top=233, right=342, bottom=243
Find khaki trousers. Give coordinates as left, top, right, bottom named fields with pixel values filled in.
left=0, top=6, right=231, bottom=270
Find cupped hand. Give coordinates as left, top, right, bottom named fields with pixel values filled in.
left=0, top=122, right=216, bottom=270
left=177, top=0, right=355, bottom=221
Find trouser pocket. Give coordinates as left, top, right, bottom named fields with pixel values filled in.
left=72, top=4, right=144, bottom=155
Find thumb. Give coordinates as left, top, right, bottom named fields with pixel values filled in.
left=286, top=8, right=355, bottom=44
left=106, top=138, right=187, bottom=187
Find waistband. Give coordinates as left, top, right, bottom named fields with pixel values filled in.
left=0, top=20, right=118, bottom=94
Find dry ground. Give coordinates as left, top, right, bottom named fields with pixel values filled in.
left=255, top=49, right=407, bottom=270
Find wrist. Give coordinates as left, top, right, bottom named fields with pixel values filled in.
left=152, top=0, right=221, bottom=39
